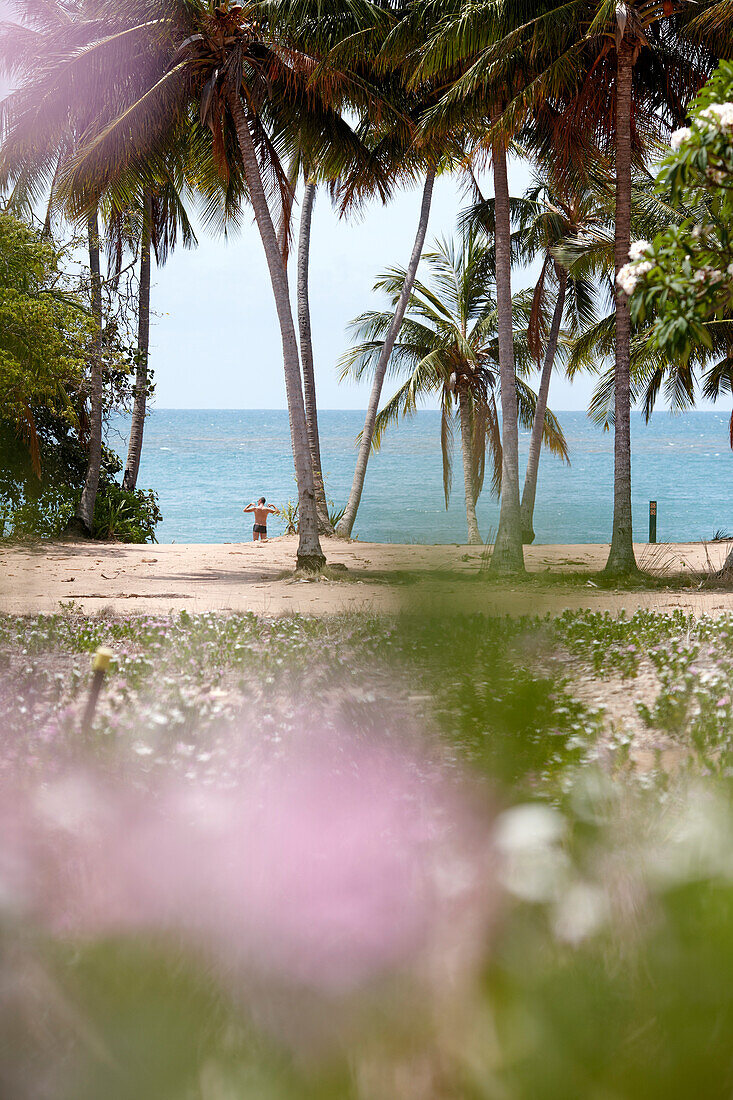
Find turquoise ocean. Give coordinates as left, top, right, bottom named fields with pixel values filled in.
left=109, top=409, right=732, bottom=545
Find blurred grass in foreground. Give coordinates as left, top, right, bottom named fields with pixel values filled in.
left=1, top=608, right=733, bottom=1099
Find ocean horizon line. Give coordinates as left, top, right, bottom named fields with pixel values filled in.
left=141, top=406, right=725, bottom=415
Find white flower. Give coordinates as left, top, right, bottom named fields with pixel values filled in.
left=617, top=259, right=652, bottom=296
left=671, top=126, right=692, bottom=150
left=616, top=263, right=639, bottom=295
left=693, top=265, right=723, bottom=286
left=726, top=263, right=733, bottom=276
left=695, top=101, right=733, bottom=129
left=628, top=239, right=651, bottom=262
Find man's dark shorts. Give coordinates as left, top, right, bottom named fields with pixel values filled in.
left=253, top=524, right=267, bottom=535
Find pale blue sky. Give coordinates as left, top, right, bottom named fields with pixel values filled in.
left=149, top=158, right=605, bottom=411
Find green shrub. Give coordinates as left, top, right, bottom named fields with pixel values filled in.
left=92, top=483, right=161, bottom=543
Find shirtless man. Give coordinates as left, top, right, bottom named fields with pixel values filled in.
left=243, top=497, right=279, bottom=543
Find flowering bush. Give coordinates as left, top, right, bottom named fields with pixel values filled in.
left=620, top=61, right=733, bottom=363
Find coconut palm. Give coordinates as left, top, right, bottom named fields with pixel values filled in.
left=103, top=173, right=196, bottom=491
left=320, top=0, right=471, bottom=540
left=495, top=3, right=731, bottom=570
left=416, top=0, right=733, bottom=572
left=59, top=1, right=379, bottom=569
left=459, top=168, right=599, bottom=543
left=294, top=168, right=333, bottom=534
left=340, top=231, right=568, bottom=544
left=414, top=1, right=565, bottom=573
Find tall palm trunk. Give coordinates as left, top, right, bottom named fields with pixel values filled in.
left=604, top=39, right=638, bottom=575
left=297, top=179, right=333, bottom=535
left=458, top=388, right=482, bottom=545
left=335, top=167, right=436, bottom=538
left=488, top=141, right=524, bottom=573
left=123, top=189, right=152, bottom=491
left=227, top=89, right=324, bottom=570
left=73, top=208, right=104, bottom=535
left=520, top=268, right=567, bottom=544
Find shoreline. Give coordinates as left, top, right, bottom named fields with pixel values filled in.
left=1, top=538, right=731, bottom=617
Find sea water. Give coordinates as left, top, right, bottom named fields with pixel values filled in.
left=108, top=409, right=732, bottom=545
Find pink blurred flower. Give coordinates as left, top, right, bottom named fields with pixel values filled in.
left=6, top=732, right=495, bottom=995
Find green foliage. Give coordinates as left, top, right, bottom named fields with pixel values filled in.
left=92, top=483, right=161, bottom=543
left=0, top=213, right=161, bottom=543
left=0, top=212, right=89, bottom=465
left=627, top=61, right=733, bottom=383
left=281, top=500, right=299, bottom=534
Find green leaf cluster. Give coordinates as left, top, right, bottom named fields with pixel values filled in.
left=0, top=211, right=90, bottom=439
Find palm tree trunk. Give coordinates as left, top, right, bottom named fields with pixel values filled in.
left=604, top=39, right=638, bottom=576
left=73, top=208, right=104, bottom=535
left=297, top=179, right=333, bottom=535
left=488, top=141, right=524, bottom=574
left=335, top=167, right=436, bottom=538
left=520, top=268, right=567, bottom=544
left=227, top=90, right=324, bottom=571
left=458, top=388, right=482, bottom=545
left=122, top=189, right=152, bottom=491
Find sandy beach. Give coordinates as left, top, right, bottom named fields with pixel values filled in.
left=1, top=537, right=731, bottom=617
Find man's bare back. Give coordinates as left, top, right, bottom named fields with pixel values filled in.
left=243, top=497, right=279, bottom=542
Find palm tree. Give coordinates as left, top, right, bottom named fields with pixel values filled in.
left=459, top=169, right=599, bottom=543
left=340, top=231, right=567, bottom=543
left=326, top=0, right=469, bottom=540
left=119, top=177, right=196, bottom=490
left=417, top=0, right=733, bottom=572
left=500, top=2, right=729, bottom=571
left=294, top=170, right=333, bottom=534
left=60, top=0, right=373, bottom=569
left=415, top=1, right=561, bottom=573
left=335, top=164, right=437, bottom=538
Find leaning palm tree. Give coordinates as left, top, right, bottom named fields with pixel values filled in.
left=340, top=231, right=568, bottom=543
left=60, top=0, right=372, bottom=570
left=320, top=0, right=467, bottom=540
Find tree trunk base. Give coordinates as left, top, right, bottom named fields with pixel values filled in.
left=296, top=551, right=327, bottom=573
left=487, top=544, right=525, bottom=574
left=62, top=516, right=92, bottom=539
left=521, top=526, right=535, bottom=545
left=603, top=541, right=639, bottom=577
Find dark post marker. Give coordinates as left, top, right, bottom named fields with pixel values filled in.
left=81, top=646, right=114, bottom=736
left=649, top=500, right=657, bottom=544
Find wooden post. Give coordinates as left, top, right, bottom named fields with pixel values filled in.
left=649, top=500, right=657, bottom=544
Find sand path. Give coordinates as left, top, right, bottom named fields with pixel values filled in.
left=1, top=538, right=731, bottom=617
